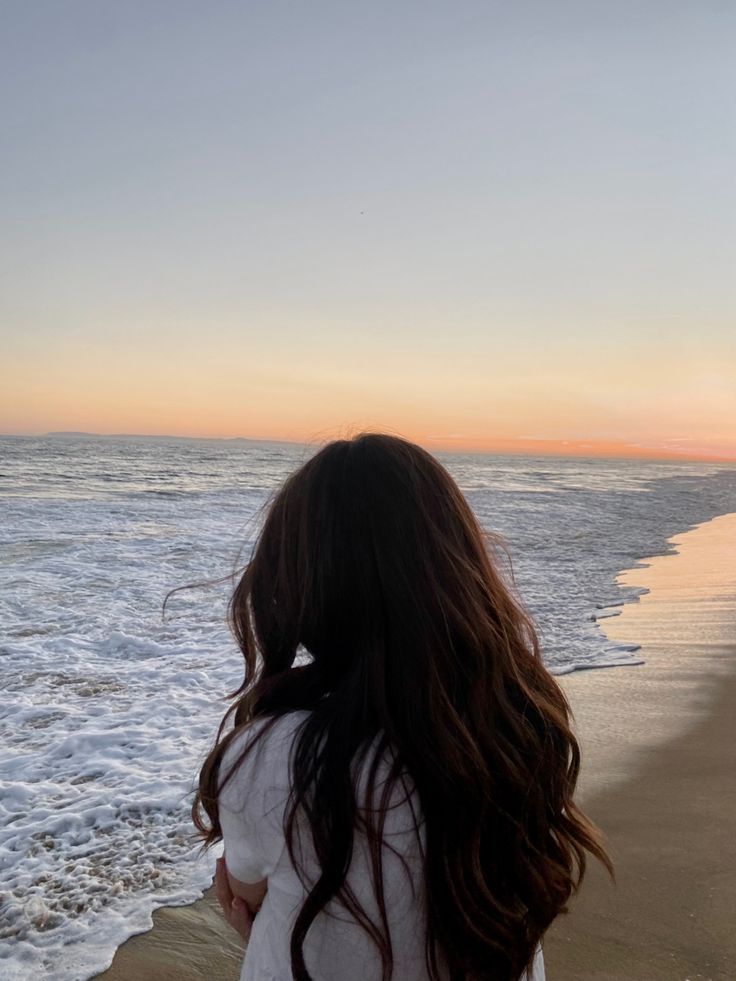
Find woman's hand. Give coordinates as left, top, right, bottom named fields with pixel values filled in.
left=215, top=856, right=254, bottom=941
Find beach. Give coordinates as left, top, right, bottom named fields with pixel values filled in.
left=96, top=511, right=736, bottom=981
left=545, top=512, right=736, bottom=980
left=6, top=442, right=735, bottom=980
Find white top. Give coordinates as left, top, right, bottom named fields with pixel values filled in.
left=219, top=712, right=546, bottom=981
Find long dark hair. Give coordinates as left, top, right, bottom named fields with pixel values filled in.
left=194, top=432, right=612, bottom=980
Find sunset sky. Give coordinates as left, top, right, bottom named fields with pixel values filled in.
left=2, top=2, right=735, bottom=460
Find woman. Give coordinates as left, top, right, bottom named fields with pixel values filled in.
left=195, top=433, right=611, bottom=980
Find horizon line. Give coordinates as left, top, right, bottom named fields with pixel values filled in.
left=2, top=430, right=735, bottom=465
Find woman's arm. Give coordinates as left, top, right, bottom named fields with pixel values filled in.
left=214, top=856, right=268, bottom=940
left=226, top=858, right=268, bottom=913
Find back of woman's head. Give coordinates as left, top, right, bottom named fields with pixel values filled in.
left=195, top=432, right=611, bottom=980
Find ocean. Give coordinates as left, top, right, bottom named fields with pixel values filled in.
left=1, top=435, right=735, bottom=980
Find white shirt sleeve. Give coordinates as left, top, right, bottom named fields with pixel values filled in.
left=217, top=714, right=303, bottom=883
left=525, top=944, right=546, bottom=981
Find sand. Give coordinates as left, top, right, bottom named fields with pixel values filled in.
left=96, top=513, right=736, bottom=981
left=93, top=888, right=241, bottom=981
left=545, top=512, right=736, bottom=981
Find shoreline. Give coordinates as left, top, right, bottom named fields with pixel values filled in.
left=546, top=512, right=736, bottom=979
left=97, top=513, right=736, bottom=981
left=560, top=512, right=736, bottom=803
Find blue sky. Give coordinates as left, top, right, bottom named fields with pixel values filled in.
left=2, top=1, right=735, bottom=456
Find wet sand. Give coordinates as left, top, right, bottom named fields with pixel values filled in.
left=97, top=513, right=736, bottom=981
left=95, top=889, right=242, bottom=981
left=545, top=512, right=736, bottom=980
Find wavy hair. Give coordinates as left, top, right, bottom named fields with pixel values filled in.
left=194, top=432, right=612, bottom=980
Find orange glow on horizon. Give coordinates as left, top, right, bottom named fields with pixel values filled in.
left=3, top=422, right=734, bottom=464
left=418, top=436, right=736, bottom=463
left=3, top=339, right=734, bottom=464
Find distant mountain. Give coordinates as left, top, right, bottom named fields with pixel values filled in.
left=41, top=431, right=302, bottom=446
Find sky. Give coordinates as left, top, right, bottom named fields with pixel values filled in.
left=1, top=1, right=735, bottom=460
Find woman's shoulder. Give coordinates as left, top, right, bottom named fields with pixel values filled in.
left=229, top=709, right=311, bottom=753
left=219, top=711, right=418, bottom=826
left=220, top=711, right=310, bottom=777
left=219, top=710, right=311, bottom=802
